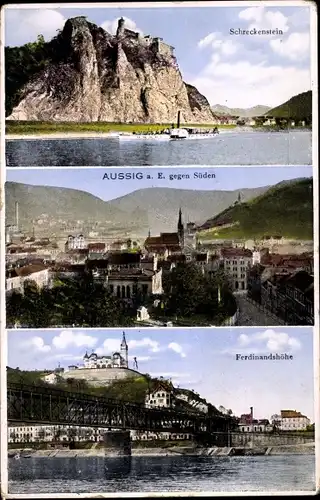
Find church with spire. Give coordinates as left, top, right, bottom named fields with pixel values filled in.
left=83, top=332, right=128, bottom=369
left=144, top=208, right=185, bottom=255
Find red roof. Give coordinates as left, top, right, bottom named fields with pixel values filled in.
left=88, top=243, right=106, bottom=250
left=15, top=264, right=49, bottom=277
left=221, top=248, right=252, bottom=258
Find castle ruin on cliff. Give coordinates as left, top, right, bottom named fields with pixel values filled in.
left=116, top=17, right=174, bottom=58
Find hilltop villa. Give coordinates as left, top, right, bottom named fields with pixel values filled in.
left=68, top=332, right=129, bottom=371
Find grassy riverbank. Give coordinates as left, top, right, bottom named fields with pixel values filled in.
left=5, top=121, right=236, bottom=136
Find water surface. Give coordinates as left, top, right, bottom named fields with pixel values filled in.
left=6, top=130, right=312, bottom=166
left=8, top=454, right=315, bottom=494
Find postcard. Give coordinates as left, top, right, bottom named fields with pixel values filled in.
left=4, top=166, right=314, bottom=329
left=4, top=327, right=315, bottom=494
left=3, top=2, right=314, bottom=166
left=0, top=1, right=318, bottom=498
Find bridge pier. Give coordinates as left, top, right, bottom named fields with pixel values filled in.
left=103, top=430, right=131, bottom=456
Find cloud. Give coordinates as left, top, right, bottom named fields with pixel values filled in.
left=288, top=8, right=311, bottom=29
left=191, top=62, right=310, bottom=108
left=52, top=330, right=97, bottom=350
left=46, top=353, right=84, bottom=362
left=128, top=337, right=160, bottom=353
left=95, top=338, right=123, bottom=355
left=270, top=32, right=310, bottom=61
left=225, top=329, right=302, bottom=355
left=101, top=16, right=142, bottom=36
left=23, top=336, right=51, bottom=353
left=5, top=9, right=66, bottom=46
left=168, top=342, right=186, bottom=358
left=194, top=6, right=310, bottom=107
left=238, top=6, right=289, bottom=35
left=198, top=32, right=239, bottom=55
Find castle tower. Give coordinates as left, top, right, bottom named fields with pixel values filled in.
left=177, top=208, right=184, bottom=248
left=120, top=332, right=128, bottom=368
left=116, top=17, right=125, bottom=38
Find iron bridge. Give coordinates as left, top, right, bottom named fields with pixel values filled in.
left=7, top=384, right=231, bottom=440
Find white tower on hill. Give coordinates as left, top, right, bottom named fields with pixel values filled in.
left=121, top=332, right=128, bottom=368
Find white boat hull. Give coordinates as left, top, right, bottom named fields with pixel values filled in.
left=118, top=133, right=218, bottom=141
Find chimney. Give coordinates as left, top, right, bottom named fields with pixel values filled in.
left=250, top=406, right=253, bottom=423
left=15, top=201, right=19, bottom=229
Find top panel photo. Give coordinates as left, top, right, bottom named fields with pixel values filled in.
left=4, top=2, right=314, bottom=167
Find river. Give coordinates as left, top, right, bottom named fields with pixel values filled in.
left=6, top=130, right=311, bottom=166
left=8, top=455, right=315, bottom=493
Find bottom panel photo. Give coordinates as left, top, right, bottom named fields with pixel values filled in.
left=5, top=327, right=315, bottom=495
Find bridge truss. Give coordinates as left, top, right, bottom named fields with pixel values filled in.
left=7, top=384, right=231, bottom=443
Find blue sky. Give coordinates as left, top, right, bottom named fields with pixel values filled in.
left=7, top=327, right=314, bottom=422
left=4, top=4, right=312, bottom=107
left=6, top=166, right=312, bottom=201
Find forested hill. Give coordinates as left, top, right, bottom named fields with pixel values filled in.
left=198, top=178, right=313, bottom=240
left=265, top=91, right=312, bottom=120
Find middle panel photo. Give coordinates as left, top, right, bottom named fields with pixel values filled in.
left=5, top=165, right=314, bottom=329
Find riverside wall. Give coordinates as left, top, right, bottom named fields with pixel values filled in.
left=230, top=432, right=314, bottom=447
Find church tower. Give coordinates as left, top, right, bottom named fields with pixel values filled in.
left=120, top=332, right=128, bottom=368
left=177, top=207, right=184, bottom=248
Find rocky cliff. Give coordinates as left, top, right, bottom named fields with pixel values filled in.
left=6, top=17, right=215, bottom=123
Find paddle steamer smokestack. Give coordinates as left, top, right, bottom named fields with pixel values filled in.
left=15, top=201, right=19, bottom=229
left=177, top=110, right=181, bottom=128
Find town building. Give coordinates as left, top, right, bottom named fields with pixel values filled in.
left=65, top=234, right=86, bottom=251
left=238, top=420, right=273, bottom=432
left=175, top=389, right=209, bottom=414
left=144, top=209, right=184, bottom=256
left=145, top=381, right=175, bottom=409
left=260, top=270, right=314, bottom=325
left=87, top=243, right=106, bottom=254
left=220, top=247, right=253, bottom=291
left=8, top=424, right=192, bottom=444
left=6, top=264, right=50, bottom=295
left=8, top=424, right=111, bottom=444
left=280, top=410, right=310, bottom=431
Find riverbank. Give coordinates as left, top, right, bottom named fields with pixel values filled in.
left=5, top=121, right=237, bottom=138
left=6, top=132, right=119, bottom=140
left=8, top=443, right=315, bottom=458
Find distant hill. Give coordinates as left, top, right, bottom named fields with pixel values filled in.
left=107, top=186, right=268, bottom=234
left=198, top=178, right=313, bottom=240
left=6, top=183, right=269, bottom=237
left=5, top=182, right=148, bottom=231
left=265, top=91, right=312, bottom=120
left=211, top=104, right=271, bottom=117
